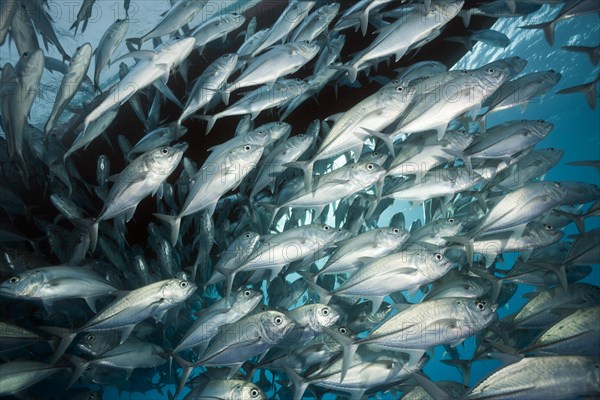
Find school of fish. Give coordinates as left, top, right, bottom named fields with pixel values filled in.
left=0, top=0, right=599, bottom=399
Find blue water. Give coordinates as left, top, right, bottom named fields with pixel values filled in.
left=1, top=2, right=598, bottom=399
left=99, top=4, right=600, bottom=400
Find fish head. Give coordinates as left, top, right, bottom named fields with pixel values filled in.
left=216, top=53, right=239, bottom=71
left=237, top=231, right=261, bottom=252
left=76, top=331, right=117, bottom=357
left=350, top=162, right=386, bottom=187
left=145, top=142, right=187, bottom=175
left=542, top=181, right=568, bottom=203
left=292, top=40, right=322, bottom=58
left=530, top=119, right=554, bottom=137
left=160, top=279, right=197, bottom=304
left=465, top=298, right=498, bottom=327
left=481, top=56, right=527, bottom=81
left=260, top=311, right=296, bottom=343
left=157, top=36, right=196, bottom=66
left=318, top=2, right=341, bottom=20
left=0, top=269, right=43, bottom=298
left=310, top=304, right=340, bottom=328
left=420, top=250, right=455, bottom=277
left=444, top=128, right=473, bottom=150
left=235, top=382, right=266, bottom=400
left=525, top=221, right=564, bottom=245
left=260, top=121, right=292, bottom=143
left=231, top=288, right=263, bottom=313
left=14, top=49, right=44, bottom=78
left=228, top=143, right=264, bottom=168
left=377, top=227, right=410, bottom=249
left=360, top=149, right=388, bottom=166
left=219, top=13, right=246, bottom=28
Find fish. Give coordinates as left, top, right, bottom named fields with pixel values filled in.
left=85, top=143, right=187, bottom=251
left=126, top=0, right=207, bottom=49
left=0, top=1, right=598, bottom=399
left=45, top=278, right=196, bottom=364
left=45, top=43, right=92, bottom=136
left=520, top=0, right=600, bottom=46
left=82, top=37, right=196, bottom=138
left=154, top=142, right=263, bottom=245
left=94, top=18, right=130, bottom=91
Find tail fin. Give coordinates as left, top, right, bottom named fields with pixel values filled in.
left=75, top=218, right=99, bottom=252
left=331, top=64, right=358, bottom=83
left=153, top=213, right=182, bottom=246
left=556, top=79, right=599, bottom=110
left=413, top=372, right=456, bottom=400
left=562, top=45, right=600, bottom=66
left=441, top=359, right=472, bottom=386
left=284, top=160, right=315, bottom=193
left=283, top=366, right=309, bottom=400
left=64, top=354, right=90, bottom=389
left=125, top=37, right=143, bottom=50
left=299, top=272, right=332, bottom=305
left=520, top=21, right=556, bottom=46
left=553, top=208, right=586, bottom=234
left=192, top=115, right=218, bottom=135
left=323, top=326, right=358, bottom=383
left=40, top=326, right=78, bottom=364
left=171, top=353, right=194, bottom=400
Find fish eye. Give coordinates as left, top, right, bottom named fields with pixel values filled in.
left=323, top=225, right=330, bottom=230
left=160, top=148, right=169, bottom=155
left=487, top=68, right=495, bottom=73
left=396, top=86, right=404, bottom=92
left=245, top=233, right=251, bottom=238
left=339, top=327, right=347, bottom=334
left=434, top=253, right=443, bottom=261
left=448, top=218, right=455, bottom=223
left=223, top=54, right=230, bottom=58
left=460, top=70, right=467, bottom=74
left=244, top=290, right=251, bottom=296
left=23, top=52, right=29, bottom=57
left=244, top=145, right=252, bottom=151
left=392, top=228, right=399, bottom=234
left=321, top=308, right=330, bottom=315
left=88, top=394, right=95, bottom=400
left=87, top=334, right=95, bottom=341
left=8, top=276, right=18, bottom=283
left=544, top=224, right=553, bottom=231
left=179, top=281, right=188, bottom=288
left=250, top=389, right=259, bottom=397
left=393, top=79, right=399, bottom=84
left=366, top=164, right=374, bottom=170
left=476, top=301, right=485, bottom=311
left=303, top=40, right=310, bottom=44
left=549, top=147, right=555, bottom=151
left=274, top=316, right=283, bottom=325
left=261, top=306, right=268, bottom=311
left=174, top=35, right=181, bottom=40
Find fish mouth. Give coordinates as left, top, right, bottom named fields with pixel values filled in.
left=172, top=142, right=189, bottom=152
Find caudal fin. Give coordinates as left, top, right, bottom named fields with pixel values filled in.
left=74, top=218, right=99, bottom=252
left=322, top=326, right=358, bottom=383
left=192, top=115, right=218, bottom=135
left=283, top=366, right=309, bottom=400
left=125, top=37, right=143, bottom=50
left=284, top=160, right=314, bottom=193
left=40, top=326, right=78, bottom=364
left=520, top=21, right=556, bottom=46
left=556, top=79, right=599, bottom=110
left=153, top=213, right=182, bottom=246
